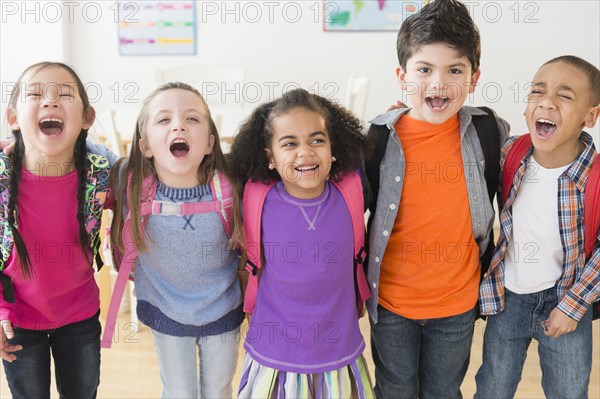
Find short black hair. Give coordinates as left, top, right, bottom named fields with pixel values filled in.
left=543, top=55, right=600, bottom=106
left=397, top=0, right=481, bottom=72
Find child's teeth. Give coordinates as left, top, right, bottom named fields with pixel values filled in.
left=538, top=119, right=555, bottom=125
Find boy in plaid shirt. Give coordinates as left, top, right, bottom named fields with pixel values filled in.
left=475, top=55, right=600, bottom=398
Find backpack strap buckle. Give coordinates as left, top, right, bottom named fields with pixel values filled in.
left=355, top=246, right=367, bottom=265
left=152, top=201, right=182, bottom=216
left=245, top=259, right=258, bottom=276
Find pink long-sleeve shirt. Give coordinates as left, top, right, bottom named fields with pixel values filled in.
left=0, top=168, right=99, bottom=329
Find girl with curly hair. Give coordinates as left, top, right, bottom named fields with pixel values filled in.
left=230, top=88, right=374, bottom=398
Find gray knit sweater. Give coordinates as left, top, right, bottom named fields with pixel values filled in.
left=135, top=181, right=243, bottom=336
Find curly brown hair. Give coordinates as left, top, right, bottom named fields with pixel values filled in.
left=228, top=88, right=367, bottom=188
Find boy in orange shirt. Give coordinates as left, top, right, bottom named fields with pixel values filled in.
left=364, top=0, right=509, bottom=397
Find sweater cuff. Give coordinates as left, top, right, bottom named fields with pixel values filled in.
left=0, top=307, right=13, bottom=324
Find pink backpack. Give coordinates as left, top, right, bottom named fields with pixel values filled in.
left=502, top=134, right=600, bottom=319
left=242, top=171, right=371, bottom=316
left=101, top=170, right=234, bottom=348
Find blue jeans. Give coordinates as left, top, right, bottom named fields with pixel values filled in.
left=475, top=288, right=592, bottom=399
left=152, top=327, right=240, bottom=399
left=2, top=311, right=101, bottom=399
left=370, top=305, right=477, bottom=399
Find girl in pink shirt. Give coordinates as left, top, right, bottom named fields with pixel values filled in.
left=0, top=62, right=110, bottom=398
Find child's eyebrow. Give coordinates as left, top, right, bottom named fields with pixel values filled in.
left=557, top=85, right=577, bottom=94
left=155, top=108, right=203, bottom=114
left=277, top=134, right=297, bottom=142
left=413, top=61, right=468, bottom=68
left=277, top=131, right=326, bottom=142
left=25, top=82, right=76, bottom=90
left=532, top=82, right=577, bottom=94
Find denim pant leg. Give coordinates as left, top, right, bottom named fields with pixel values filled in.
left=198, top=327, right=240, bottom=399
left=475, top=289, right=549, bottom=399
left=419, top=307, right=477, bottom=399
left=2, top=328, right=52, bottom=399
left=371, top=305, right=421, bottom=399
left=51, top=311, right=101, bottom=399
left=536, top=294, right=592, bottom=399
left=152, top=330, right=199, bottom=399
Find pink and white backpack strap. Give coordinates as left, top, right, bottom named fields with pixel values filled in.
left=211, top=170, right=234, bottom=237
left=101, top=174, right=155, bottom=349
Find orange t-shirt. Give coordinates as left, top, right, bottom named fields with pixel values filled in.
left=378, top=113, right=480, bottom=319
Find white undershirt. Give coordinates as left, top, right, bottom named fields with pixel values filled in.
left=504, top=157, right=572, bottom=294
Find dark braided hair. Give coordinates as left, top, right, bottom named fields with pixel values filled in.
left=6, top=137, right=31, bottom=277
left=6, top=62, right=94, bottom=278
left=74, top=131, right=91, bottom=264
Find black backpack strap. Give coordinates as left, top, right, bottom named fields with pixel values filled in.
left=471, top=106, right=501, bottom=279
left=365, top=123, right=391, bottom=214
left=472, top=106, right=501, bottom=206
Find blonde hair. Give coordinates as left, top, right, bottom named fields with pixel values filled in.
left=110, top=82, right=239, bottom=253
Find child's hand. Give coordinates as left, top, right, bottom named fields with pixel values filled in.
left=387, top=100, right=408, bottom=111
left=0, top=139, right=15, bottom=155
left=541, top=308, right=578, bottom=338
left=0, top=320, right=22, bottom=362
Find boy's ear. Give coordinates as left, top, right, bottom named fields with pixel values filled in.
left=6, top=108, right=19, bottom=130
left=139, top=138, right=153, bottom=158
left=396, top=67, right=408, bottom=90
left=83, top=106, right=96, bottom=130
left=468, top=69, right=481, bottom=94
left=583, top=105, right=600, bottom=128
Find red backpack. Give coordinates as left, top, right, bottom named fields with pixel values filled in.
left=242, top=172, right=371, bottom=316
left=502, top=134, right=600, bottom=320
left=101, top=171, right=234, bottom=348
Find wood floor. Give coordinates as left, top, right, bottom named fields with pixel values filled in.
left=1, top=309, right=599, bottom=398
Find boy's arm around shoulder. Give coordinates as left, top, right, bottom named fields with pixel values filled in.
left=86, top=138, right=120, bottom=166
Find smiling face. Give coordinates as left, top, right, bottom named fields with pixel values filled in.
left=266, top=107, right=334, bottom=199
left=397, top=42, right=480, bottom=125
left=7, top=66, right=94, bottom=172
left=140, top=88, right=215, bottom=188
left=525, top=61, right=599, bottom=168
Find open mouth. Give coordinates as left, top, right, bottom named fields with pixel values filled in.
left=39, top=118, right=64, bottom=136
left=169, top=138, right=190, bottom=158
left=535, top=118, right=557, bottom=138
left=425, top=96, right=449, bottom=110
left=295, top=164, right=319, bottom=173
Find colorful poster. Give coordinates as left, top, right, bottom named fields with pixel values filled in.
left=324, top=0, right=430, bottom=32
left=118, top=1, right=196, bottom=56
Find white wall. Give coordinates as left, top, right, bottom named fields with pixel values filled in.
left=0, top=0, right=67, bottom=135
left=1, top=0, right=598, bottom=144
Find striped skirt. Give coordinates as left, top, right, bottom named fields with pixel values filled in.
left=238, top=353, right=375, bottom=399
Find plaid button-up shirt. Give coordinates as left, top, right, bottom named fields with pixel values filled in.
left=479, top=132, right=600, bottom=321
